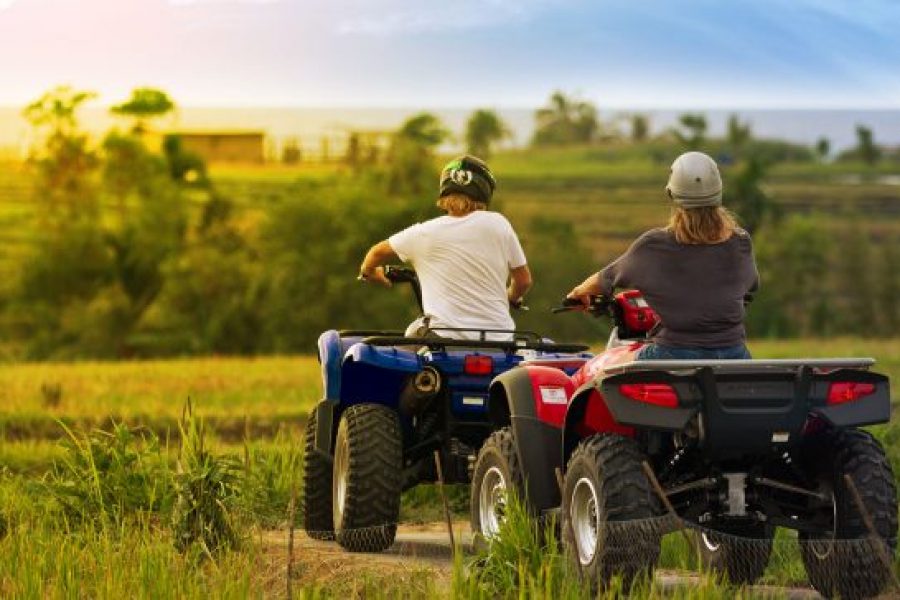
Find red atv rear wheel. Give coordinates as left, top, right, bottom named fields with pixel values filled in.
left=799, top=429, right=898, bottom=600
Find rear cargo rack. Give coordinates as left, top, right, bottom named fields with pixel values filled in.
left=604, top=358, right=875, bottom=375
left=361, top=336, right=589, bottom=354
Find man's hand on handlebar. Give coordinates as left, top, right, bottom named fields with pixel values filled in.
left=358, top=266, right=392, bottom=288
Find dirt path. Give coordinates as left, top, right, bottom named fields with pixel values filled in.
left=264, top=522, right=825, bottom=599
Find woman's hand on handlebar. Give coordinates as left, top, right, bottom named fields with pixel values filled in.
left=567, top=272, right=603, bottom=310
left=566, top=286, right=594, bottom=310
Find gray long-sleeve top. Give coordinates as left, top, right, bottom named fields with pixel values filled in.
left=599, top=228, right=759, bottom=348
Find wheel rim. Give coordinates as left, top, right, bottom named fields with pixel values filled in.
left=332, top=427, right=350, bottom=529
left=570, top=477, right=600, bottom=566
left=479, top=466, right=507, bottom=538
left=701, top=532, right=720, bottom=552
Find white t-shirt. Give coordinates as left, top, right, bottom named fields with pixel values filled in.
left=388, top=211, right=527, bottom=340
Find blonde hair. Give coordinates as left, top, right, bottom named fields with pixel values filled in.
left=436, top=193, right=486, bottom=216
left=667, top=206, right=739, bottom=245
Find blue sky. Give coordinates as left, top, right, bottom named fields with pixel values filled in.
left=0, top=0, right=897, bottom=107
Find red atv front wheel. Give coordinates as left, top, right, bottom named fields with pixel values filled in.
left=562, top=434, right=661, bottom=590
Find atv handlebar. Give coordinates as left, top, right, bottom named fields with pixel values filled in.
left=552, top=295, right=612, bottom=317
left=371, top=265, right=528, bottom=311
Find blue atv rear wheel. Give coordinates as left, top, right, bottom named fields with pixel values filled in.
left=333, top=404, right=402, bottom=552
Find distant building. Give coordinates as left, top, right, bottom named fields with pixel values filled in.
left=170, top=131, right=266, bottom=164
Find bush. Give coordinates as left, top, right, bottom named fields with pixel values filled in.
left=45, top=422, right=172, bottom=525
left=172, top=404, right=242, bottom=555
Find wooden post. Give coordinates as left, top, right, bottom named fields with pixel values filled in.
left=434, top=450, right=457, bottom=557
left=286, top=481, right=297, bottom=600
left=641, top=461, right=695, bottom=555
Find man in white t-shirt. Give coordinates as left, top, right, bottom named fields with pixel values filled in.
left=358, top=155, right=532, bottom=340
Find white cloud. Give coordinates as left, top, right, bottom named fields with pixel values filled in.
left=0, top=0, right=17, bottom=9
left=337, top=0, right=555, bottom=35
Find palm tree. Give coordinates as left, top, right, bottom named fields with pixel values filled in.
left=532, top=91, right=599, bottom=146
left=465, top=109, right=510, bottom=158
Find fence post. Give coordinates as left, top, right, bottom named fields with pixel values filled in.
left=286, top=480, right=297, bottom=600
left=642, top=461, right=696, bottom=561
left=434, top=450, right=457, bottom=557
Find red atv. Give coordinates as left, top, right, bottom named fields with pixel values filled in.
left=471, top=292, right=897, bottom=597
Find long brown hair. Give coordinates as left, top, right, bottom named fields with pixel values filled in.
left=667, top=206, right=739, bottom=245
left=436, top=193, right=487, bottom=216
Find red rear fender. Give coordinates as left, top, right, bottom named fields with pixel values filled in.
left=525, top=366, right=574, bottom=428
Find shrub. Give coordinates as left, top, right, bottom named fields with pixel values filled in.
left=45, top=422, right=172, bottom=525
left=172, top=404, right=242, bottom=555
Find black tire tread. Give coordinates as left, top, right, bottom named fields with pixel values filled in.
left=334, top=404, right=402, bottom=552
left=563, top=434, right=661, bottom=588
left=696, top=524, right=773, bottom=585
left=800, top=428, right=898, bottom=600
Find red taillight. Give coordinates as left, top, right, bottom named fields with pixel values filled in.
left=464, top=355, right=493, bottom=376
left=619, top=383, right=678, bottom=408
left=827, top=382, right=875, bottom=405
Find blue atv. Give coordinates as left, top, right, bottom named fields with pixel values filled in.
left=303, top=266, right=590, bottom=552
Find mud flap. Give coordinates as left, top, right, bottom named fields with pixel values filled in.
left=314, top=399, right=338, bottom=455
left=492, top=369, right=564, bottom=513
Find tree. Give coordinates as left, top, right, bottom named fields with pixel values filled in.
left=726, top=114, right=752, bottom=156
left=723, top=157, right=772, bottom=234
left=465, top=109, right=510, bottom=159
left=673, top=113, right=707, bottom=149
left=855, top=125, right=880, bottom=166
left=750, top=217, right=830, bottom=337
left=23, top=85, right=97, bottom=136
left=111, top=87, right=176, bottom=132
left=396, top=113, right=449, bottom=147
left=21, top=86, right=101, bottom=225
left=630, top=114, right=649, bottom=143
left=532, top=91, right=599, bottom=146
left=387, top=113, right=449, bottom=195
left=815, top=137, right=830, bottom=162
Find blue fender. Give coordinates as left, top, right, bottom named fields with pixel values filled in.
left=340, top=343, right=421, bottom=408
left=317, top=330, right=346, bottom=401
left=314, top=331, right=421, bottom=454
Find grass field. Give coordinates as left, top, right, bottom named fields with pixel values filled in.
left=0, top=342, right=897, bottom=597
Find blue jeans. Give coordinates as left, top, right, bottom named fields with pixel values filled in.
left=636, top=343, right=751, bottom=361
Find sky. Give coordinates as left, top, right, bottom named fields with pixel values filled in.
left=0, top=0, right=898, bottom=108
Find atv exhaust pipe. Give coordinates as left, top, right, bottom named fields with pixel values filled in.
left=400, top=367, right=442, bottom=416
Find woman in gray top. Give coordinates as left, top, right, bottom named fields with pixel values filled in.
left=567, top=151, right=759, bottom=360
